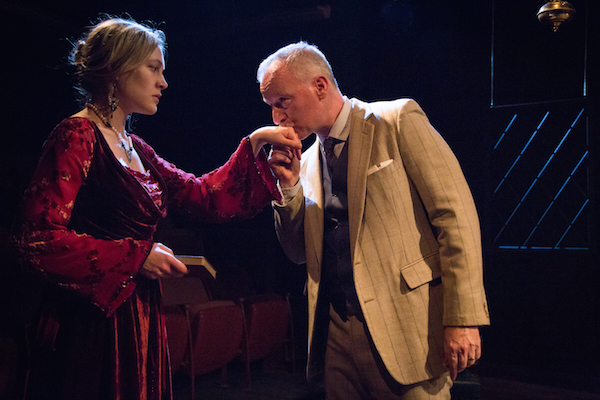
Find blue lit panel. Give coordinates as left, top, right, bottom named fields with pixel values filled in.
left=490, top=104, right=589, bottom=250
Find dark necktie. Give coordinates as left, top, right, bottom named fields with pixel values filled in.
left=323, top=137, right=339, bottom=171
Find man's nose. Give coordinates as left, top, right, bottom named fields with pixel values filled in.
left=272, top=108, right=285, bottom=125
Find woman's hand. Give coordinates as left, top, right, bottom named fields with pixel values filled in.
left=139, top=242, right=188, bottom=279
left=249, top=126, right=302, bottom=159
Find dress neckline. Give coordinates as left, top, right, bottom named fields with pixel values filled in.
left=74, top=117, right=147, bottom=174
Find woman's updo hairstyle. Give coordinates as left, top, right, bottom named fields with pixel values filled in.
left=70, top=16, right=166, bottom=104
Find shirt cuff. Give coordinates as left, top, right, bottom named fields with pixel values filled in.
left=275, top=181, right=301, bottom=206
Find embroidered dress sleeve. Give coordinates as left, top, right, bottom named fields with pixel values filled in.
left=13, top=119, right=153, bottom=316
left=139, top=136, right=281, bottom=222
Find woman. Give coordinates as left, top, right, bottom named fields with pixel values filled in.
left=12, top=17, right=300, bottom=399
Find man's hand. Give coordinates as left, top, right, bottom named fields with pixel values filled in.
left=139, top=242, right=188, bottom=280
left=444, top=326, right=481, bottom=380
left=269, top=144, right=300, bottom=188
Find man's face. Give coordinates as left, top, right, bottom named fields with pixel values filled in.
left=260, top=64, right=322, bottom=140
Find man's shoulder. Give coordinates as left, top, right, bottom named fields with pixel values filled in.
left=349, top=97, right=419, bottom=119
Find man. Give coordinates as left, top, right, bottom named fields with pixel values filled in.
left=259, top=41, right=490, bottom=399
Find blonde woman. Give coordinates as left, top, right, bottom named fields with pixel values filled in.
left=13, top=16, right=299, bottom=399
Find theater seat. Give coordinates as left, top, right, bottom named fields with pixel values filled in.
left=238, top=293, right=291, bottom=390
left=162, top=256, right=244, bottom=397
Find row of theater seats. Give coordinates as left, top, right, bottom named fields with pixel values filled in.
left=162, top=256, right=294, bottom=398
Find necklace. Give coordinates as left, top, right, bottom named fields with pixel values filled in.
left=86, top=102, right=133, bottom=162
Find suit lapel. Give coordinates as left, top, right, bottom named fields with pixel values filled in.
left=301, top=100, right=374, bottom=270
left=347, top=105, right=374, bottom=258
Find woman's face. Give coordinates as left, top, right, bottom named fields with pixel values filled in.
left=117, top=46, right=168, bottom=116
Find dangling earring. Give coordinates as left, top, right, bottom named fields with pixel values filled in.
left=108, top=81, right=119, bottom=118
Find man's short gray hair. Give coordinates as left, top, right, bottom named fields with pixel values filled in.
left=257, top=41, right=339, bottom=90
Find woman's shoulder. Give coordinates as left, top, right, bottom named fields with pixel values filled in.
left=51, top=116, right=97, bottom=136
left=46, top=117, right=99, bottom=150
left=54, top=116, right=96, bottom=131
left=129, top=133, right=156, bottom=156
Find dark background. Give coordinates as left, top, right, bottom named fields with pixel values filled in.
left=1, top=0, right=599, bottom=394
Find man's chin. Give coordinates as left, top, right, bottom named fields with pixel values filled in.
left=298, top=129, right=313, bottom=140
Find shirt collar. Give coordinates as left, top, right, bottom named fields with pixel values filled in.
left=318, top=96, right=351, bottom=145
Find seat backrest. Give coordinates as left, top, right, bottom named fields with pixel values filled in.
left=241, top=293, right=290, bottom=362
left=161, top=256, right=218, bottom=306
left=161, top=276, right=209, bottom=306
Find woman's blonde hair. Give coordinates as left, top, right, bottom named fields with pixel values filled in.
left=70, top=16, right=166, bottom=104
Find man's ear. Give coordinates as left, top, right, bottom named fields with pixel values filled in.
left=314, top=76, right=329, bottom=100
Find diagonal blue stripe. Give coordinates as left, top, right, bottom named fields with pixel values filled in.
left=555, top=199, right=589, bottom=249
left=522, top=150, right=588, bottom=246
left=494, top=113, right=517, bottom=150
left=494, top=112, right=549, bottom=194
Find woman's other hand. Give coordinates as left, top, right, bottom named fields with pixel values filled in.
left=140, top=242, right=188, bottom=279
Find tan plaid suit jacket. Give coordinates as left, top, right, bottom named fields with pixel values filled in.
left=273, top=98, right=490, bottom=385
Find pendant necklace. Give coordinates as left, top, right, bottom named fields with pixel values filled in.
left=86, top=103, right=133, bottom=163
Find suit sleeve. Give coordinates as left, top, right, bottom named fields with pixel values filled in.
left=272, top=185, right=307, bottom=264
left=397, top=100, right=489, bottom=327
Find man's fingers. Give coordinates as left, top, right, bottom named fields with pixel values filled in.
left=444, top=326, right=481, bottom=379
left=268, top=154, right=291, bottom=165
left=457, top=352, right=468, bottom=373
left=269, top=148, right=293, bottom=164
left=447, top=357, right=458, bottom=380
left=444, top=350, right=457, bottom=379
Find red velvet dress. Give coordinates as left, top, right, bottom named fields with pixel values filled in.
left=13, top=118, right=280, bottom=399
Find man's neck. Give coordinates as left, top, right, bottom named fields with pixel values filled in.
left=317, top=93, right=345, bottom=140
